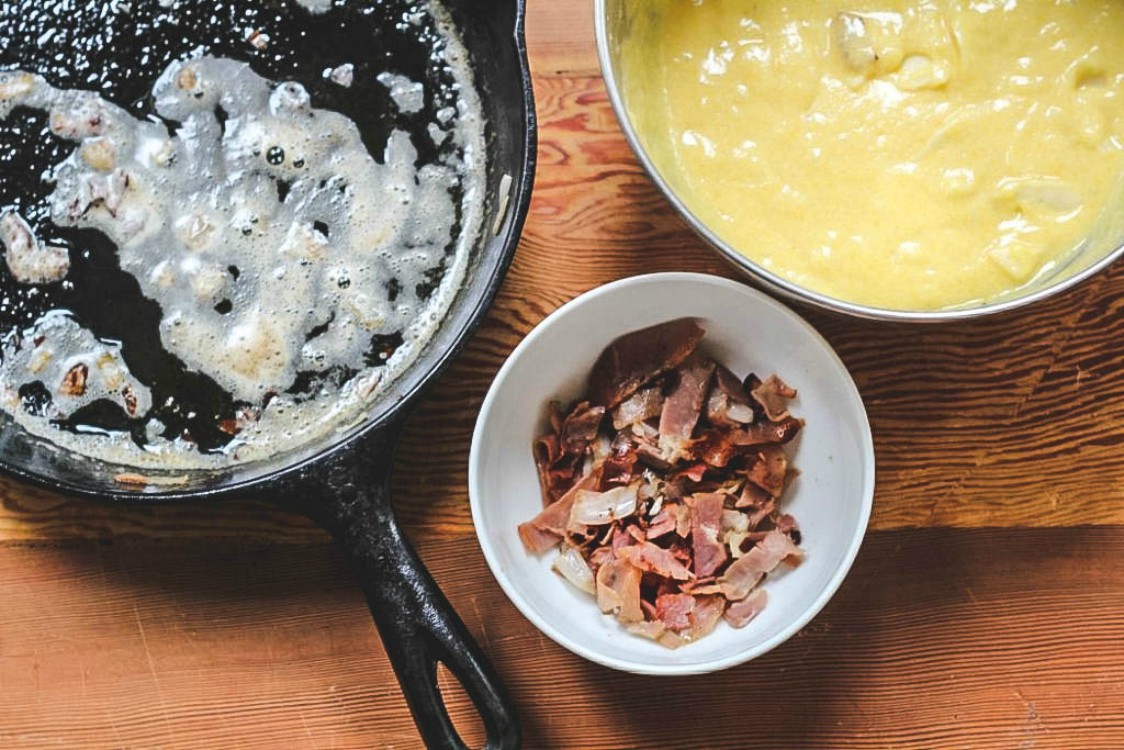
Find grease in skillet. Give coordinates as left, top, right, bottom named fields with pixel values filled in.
left=0, top=0, right=486, bottom=469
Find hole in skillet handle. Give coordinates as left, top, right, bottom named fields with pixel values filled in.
left=276, top=422, right=520, bottom=750
left=437, top=662, right=488, bottom=747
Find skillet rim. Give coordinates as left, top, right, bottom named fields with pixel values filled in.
left=0, top=0, right=537, bottom=505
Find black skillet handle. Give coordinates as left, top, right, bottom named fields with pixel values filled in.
left=279, top=424, right=520, bottom=750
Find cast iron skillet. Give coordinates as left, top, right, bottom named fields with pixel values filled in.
left=0, top=1, right=535, bottom=748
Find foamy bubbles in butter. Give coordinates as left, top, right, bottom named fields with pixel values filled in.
left=0, top=5, right=485, bottom=469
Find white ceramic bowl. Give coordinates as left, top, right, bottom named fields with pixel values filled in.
left=469, top=272, right=874, bottom=675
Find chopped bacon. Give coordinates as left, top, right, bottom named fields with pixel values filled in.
left=601, top=442, right=638, bottom=487
left=728, top=415, right=804, bottom=446
left=751, top=374, right=798, bottom=422
left=517, top=522, right=560, bottom=555
left=689, top=595, right=725, bottom=639
left=660, top=477, right=687, bottom=504
left=724, top=588, right=768, bottom=628
left=519, top=322, right=807, bottom=648
left=725, top=530, right=751, bottom=559
left=516, top=492, right=573, bottom=551
left=718, top=531, right=803, bottom=601
left=746, top=499, right=778, bottom=530
left=706, top=364, right=756, bottom=426
left=668, top=541, right=693, bottom=566
left=658, top=356, right=715, bottom=462
left=747, top=445, right=788, bottom=497
left=659, top=595, right=725, bottom=648
left=559, top=401, right=605, bottom=452
left=517, top=469, right=601, bottom=552
left=588, top=545, right=614, bottom=571
left=736, top=481, right=774, bottom=509
left=689, top=493, right=728, bottom=578
left=680, top=577, right=723, bottom=596
left=673, top=502, right=692, bottom=538
left=617, top=542, right=693, bottom=581
left=610, top=524, right=637, bottom=554
left=655, top=592, right=696, bottom=631
left=692, top=415, right=802, bottom=469
left=646, top=508, right=676, bottom=539
left=690, top=428, right=743, bottom=468
left=531, top=433, right=561, bottom=504
left=568, top=484, right=639, bottom=529
left=596, top=559, right=643, bottom=623
left=691, top=492, right=725, bottom=526
left=674, top=461, right=708, bottom=483
left=547, top=399, right=566, bottom=435
left=587, top=318, right=705, bottom=408
left=634, top=441, right=673, bottom=471
left=774, top=513, right=799, bottom=536
left=532, top=400, right=606, bottom=505
left=612, top=384, right=665, bottom=430
left=743, top=373, right=763, bottom=405
left=626, top=619, right=666, bottom=641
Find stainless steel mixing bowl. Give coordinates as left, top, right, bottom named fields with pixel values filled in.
left=594, top=0, right=1124, bottom=322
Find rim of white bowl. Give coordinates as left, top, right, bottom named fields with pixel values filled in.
left=469, top=272, right=875, bottom=675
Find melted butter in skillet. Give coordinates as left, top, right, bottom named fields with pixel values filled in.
left=2, top=58, right=462, bottom=402
left=0, top=1, right=486, bottom=469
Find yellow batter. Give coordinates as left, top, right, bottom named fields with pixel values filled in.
left=621, top=0, right=1124, bottom=310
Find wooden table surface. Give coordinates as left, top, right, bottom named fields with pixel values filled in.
left=4, top=2, right=1124, bottom=748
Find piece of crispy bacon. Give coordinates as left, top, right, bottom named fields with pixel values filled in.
left=517, top=468, right=602, bottom=553
left=587, top=318, right=704, bottom=408
left=617, top=541, right=693, bottom=581
left=519, top=319, right=805, bottom=647
left=560, top=401, right=605, bottom=453
left=596, top=558, right=643, bottom=623
left=612, top=384, right=665, bottom=430
left=724, top=588, right=768, bottom=628
left=688, top=493, right=728, bottom=578
left=657, top=355, right=714, bottom=462
left=751, top=373, right=798, bottom=422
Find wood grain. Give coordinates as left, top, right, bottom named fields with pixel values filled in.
left=1, top=528, right=1121, bottom=749
left=525, top=0, right=599, bottom=78
left=4, top=3, right=1124, bottom=748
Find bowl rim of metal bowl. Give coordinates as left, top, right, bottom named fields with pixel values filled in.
left=593, top=0, right=1124, bottom=323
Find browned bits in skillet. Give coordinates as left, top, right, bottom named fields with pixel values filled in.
left=518, top=319, right=805, bottom=648
left=59, top=363, right=88, bottom=397
left=113, top=472, right=149, bottom=486
left=121, top=385, right=138, bottom=416
left=176, top=66, right=197, bottom=91
left=113, top=471, right=189, bottom=487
